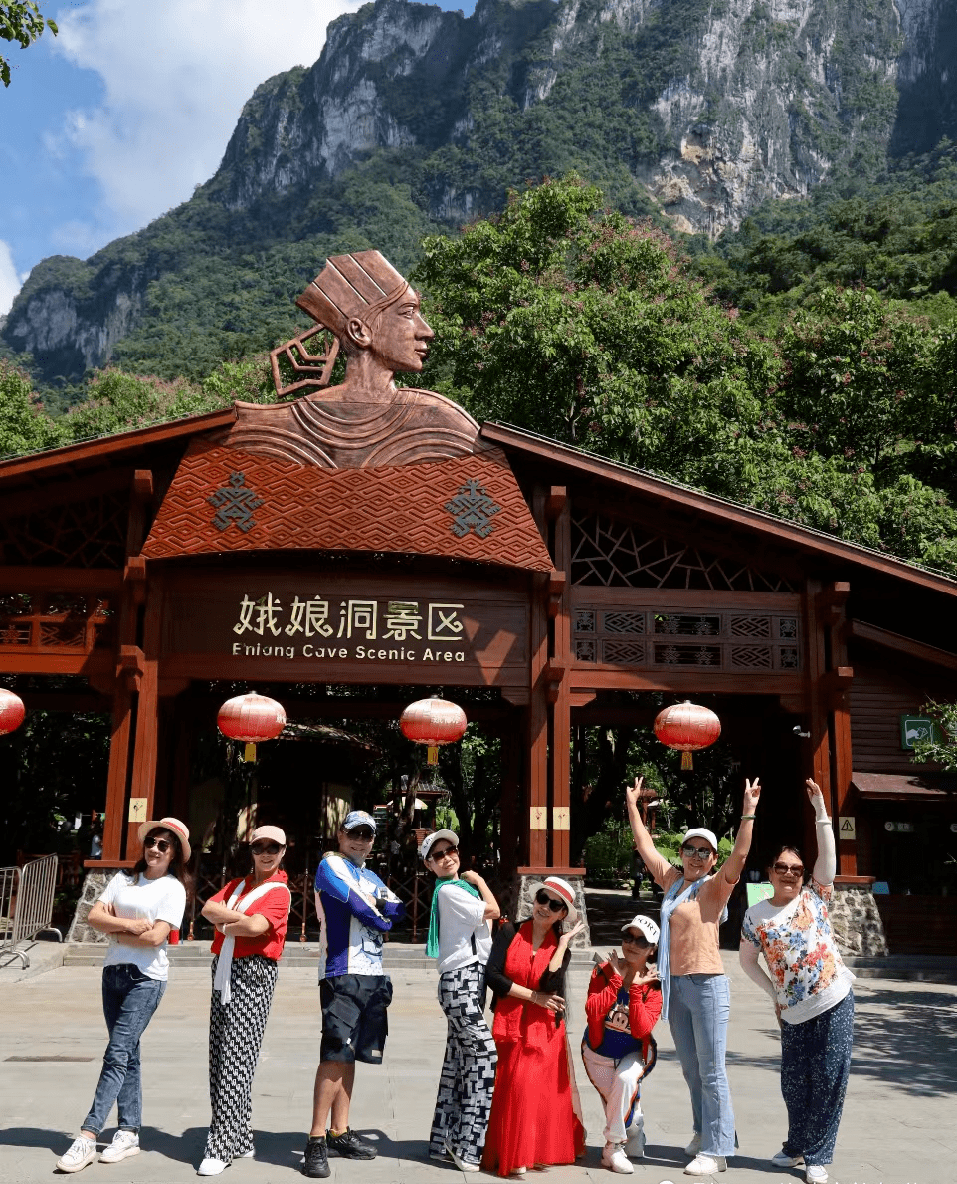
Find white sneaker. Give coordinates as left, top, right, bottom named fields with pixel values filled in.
left=684, top=1154, right=727, bottom=1175
left=771, top=1149, right=805, bottom=1167
left=445, top=1142, right=480, bottom=1173
left=601, top=1143, right=634, bottom=1174
left=197, top=1158, right=230, bottom=1176
left=100, top=1130, right=140, bottom=1163
left=56, top=1137, right=97, bottom=1174
left=684, top=1134, right=702, bottom=1157
left=805, top=1167, right=828, bottom=1183
left=237, top=1149, right=254, bottom=1159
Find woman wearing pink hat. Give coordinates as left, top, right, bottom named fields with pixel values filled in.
left=55, top=817, right=191, bottom=1174
left=197, top=825, right=292, bottom=1176
left=481, top=875, right=587, bottom=1177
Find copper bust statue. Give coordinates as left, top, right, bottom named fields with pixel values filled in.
left=221, top=251, right=481, bottom=468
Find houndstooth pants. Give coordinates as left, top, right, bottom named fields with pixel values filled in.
left=203, top=954, right=279, bottom=1162
left=429, top=961, right=498, bottom=1165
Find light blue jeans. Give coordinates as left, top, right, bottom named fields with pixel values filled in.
left=668, top=973, right=734, bottom=1158
left=81, top=963, right=166, bottom=1135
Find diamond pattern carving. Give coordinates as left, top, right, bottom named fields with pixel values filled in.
left=143, top=442, right=552, bottom=572
left=602, top=611, right=646, bottom=634
left=731, top=646, right=773, bottom=668
left=602, top=640, right=646, bottom=665
left=730, top=615, right=771, bottom=638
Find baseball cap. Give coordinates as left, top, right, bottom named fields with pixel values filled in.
left=621, top=914, right=660, bottom=944
left=342, top=810, right=377, bottom=833
left=682, top=827, right=718, bottom=853
left=420, top=829, right=459, bottom=861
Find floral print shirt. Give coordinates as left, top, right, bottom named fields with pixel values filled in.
left=741, top=881, right=854, bottom=1025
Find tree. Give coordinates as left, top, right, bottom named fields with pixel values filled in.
left=0, top=359, right=63, bottom=457
left=1, top=2, right=57, bottom=87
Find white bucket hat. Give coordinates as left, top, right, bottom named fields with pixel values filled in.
left=527, top=875, right=577, bottom=922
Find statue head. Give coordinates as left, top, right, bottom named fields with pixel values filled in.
left=296, top=250, right=434, bottom=377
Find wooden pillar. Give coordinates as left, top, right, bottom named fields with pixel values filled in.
left=525, top=485, right=550, bottom=868
left=126, top=587, right=161, bottom=856
left=804, top=579, right=832, bottom=863
left=824, top=582, right=856, bottom=876
left=498, top=720, right=520, bottom=881
left=549, top=488, right=571, bottom=868
left=100, top=686, right=133, bottom=863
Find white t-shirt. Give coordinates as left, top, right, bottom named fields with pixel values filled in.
left=99, top=872, right=187, bottom=981
left=435, top=882, right=492, bottom=975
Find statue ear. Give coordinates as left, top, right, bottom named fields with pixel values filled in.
left=345, top=317, right=374, bottom=350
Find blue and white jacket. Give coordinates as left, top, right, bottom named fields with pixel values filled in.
left=314, top=854, right=405, bottom=980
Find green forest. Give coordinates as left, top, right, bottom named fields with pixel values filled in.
left=5, top=151, right=957, bottom=581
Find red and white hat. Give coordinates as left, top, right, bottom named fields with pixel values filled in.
left=137, top=816, right=191, bottom=862
left=528, top=875, right=577, bottom=922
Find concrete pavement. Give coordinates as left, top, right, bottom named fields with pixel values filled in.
left=1, top=952, right=954, bottom=1184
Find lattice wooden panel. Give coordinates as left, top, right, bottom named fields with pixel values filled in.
left=0, top=492, right=127, bottom=569
left=572, top=607, right=802, bottom=672
left=0, top=592, right=113, bottom=652
left=571, top=512, right=797, bottom=592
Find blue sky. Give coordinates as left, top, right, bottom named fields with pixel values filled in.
left=0, top=0, right=474, bottom=316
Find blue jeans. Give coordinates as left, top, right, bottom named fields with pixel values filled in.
left=668, top=973, right=734, bottom=1157
left=81, top=963, right=166, bottom=1135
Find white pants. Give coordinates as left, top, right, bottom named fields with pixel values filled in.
left=581, top=1042, right=646, bottom=1146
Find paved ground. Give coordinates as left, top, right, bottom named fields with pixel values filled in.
left=1, top=952, right=954, bottom=1184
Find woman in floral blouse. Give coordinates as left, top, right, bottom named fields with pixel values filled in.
left=739, top=779, right=855, bottom=1184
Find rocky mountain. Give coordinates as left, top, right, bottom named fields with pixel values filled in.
left=5, top=0, right=956, bottom=385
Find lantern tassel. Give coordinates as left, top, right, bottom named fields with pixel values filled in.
left=244, top=742, right=257, bottom=763
left=427, top=745, right=439, bottom=766
left=681, top=751, right=693, bottom=771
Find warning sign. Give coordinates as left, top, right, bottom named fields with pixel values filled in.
left=839, top=816, right=856, bottom=840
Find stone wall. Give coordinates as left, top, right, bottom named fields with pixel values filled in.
left=67, top=871, right=113, bottom=944
left=829, top=883, right=888, bottom=957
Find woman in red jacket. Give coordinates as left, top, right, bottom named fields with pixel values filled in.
left=197, top=826, right=292, bottom=1176
left=581, top=914, right=662, bottom=1175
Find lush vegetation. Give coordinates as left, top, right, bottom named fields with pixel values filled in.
left=0, top=1, right=56, bottom=87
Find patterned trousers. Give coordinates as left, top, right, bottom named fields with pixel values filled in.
left=204, top=954, right=279, bottom=1162
left=429, top=962, right=498, bottom=1166
left=780, top=989, right=854, bottom=1167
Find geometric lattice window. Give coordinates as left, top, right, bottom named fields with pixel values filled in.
left=575, top=639, right=597, bottom=661
left=0, top=491, right=128, bottom=568
left=604, top=611, right=645, bottom=634
left=571, top=512, right=797, bottom=592
left=656, top=614, right=720, bottom=635
left=731, top=645, right=773, bottom=668
left=574, top=610, right=596, bottom=633
left=602, top=640, right=646, bottom=665
left=655, top=643, right=721, bottom=666
left=0, top=592, right=113, bottom=652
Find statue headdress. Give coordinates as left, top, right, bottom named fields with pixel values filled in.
left=296, top=250, right=410, bottom=338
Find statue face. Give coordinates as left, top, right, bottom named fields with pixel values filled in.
left=369, top=286, right=435, bottom=373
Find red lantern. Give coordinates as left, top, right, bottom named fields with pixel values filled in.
left=654, top=700, right=721, bottom=770
left=0, top=688, right=26, bottom=735
left=217, top=691, right=286, bottom=763
left=400, top=697, right=468, bottom=765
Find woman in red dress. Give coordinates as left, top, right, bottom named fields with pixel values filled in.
left=482, top=876, right=586, bottom=1177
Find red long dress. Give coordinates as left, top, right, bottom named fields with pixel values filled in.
left=481, top=921, right=586, bottom=1177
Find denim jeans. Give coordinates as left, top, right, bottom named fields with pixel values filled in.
left=81, top=963, right=166, bottom=1135
left=668, top=972, right=734, bottom=1157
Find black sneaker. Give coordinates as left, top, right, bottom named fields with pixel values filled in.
left=327, top=1129, right=377, bottom=1160
left=302, top=1136, right=330, bottom=1178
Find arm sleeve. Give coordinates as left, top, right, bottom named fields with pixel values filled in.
left=97, top=871, right=125, bottom=906
left=739, top=937, right=777, bottom=1000
left=315, top=856, right=392, bottom=932
left=207, top=879, right=239, bottom=907
left=812, top=807, right=837, bottom=887
left=645, top=850, right=681, bottom=892
left=629, top=982, right=662, bottom=1039
left=156, top=879, right=186, bottom=929
left=439, top=886, right=486, bottom=928
left=702, top=869, right=738, bottom=911
left=484, top=923, right=516, bottom=998
left=366, top=870, right=406, bottom=920
left=538, top=942, right=572, bottom=995
left=585, top=965, right=622, bottom=1022
left=248, top=885, right=291, bottom=932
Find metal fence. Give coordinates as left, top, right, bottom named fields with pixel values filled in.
left=0, top=854, right=60, bottom=968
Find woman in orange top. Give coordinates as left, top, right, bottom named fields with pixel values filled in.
left=626, top=776, right=760, bottom=1177
left=197, top=826, right=292, bottom=1176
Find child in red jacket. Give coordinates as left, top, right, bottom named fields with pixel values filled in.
left=581, top=914, right=662, bottom=1175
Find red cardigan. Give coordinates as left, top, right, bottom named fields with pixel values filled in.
left=585, top=961, right=662, bottom=1060
left=209, top=871, right=290, bottom=961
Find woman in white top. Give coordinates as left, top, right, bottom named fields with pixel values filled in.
left=739, top=780, right=855, bottom=1184
left=422, top=829, right=500, bottom=1172
left=56, top=817, right=190, bottom=1174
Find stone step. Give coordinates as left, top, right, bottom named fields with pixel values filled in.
left=843, top=954, right=957, bottom=983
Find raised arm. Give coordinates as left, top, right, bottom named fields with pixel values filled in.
left=461, top=869, right=501, bottom=922
left=625, top=777, right=660, bottom=869
left=720, top=777, right=761, bottom=885
left=806, top=779, right=836, bottom=887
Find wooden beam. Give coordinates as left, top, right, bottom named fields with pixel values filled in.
left=849, top=620, right=957, bottom=672
left=0, top=567, right=123, bottom=592
left=0, top=467, right=133, bottom=521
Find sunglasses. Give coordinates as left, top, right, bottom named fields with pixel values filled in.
left=535, top=890, right=567, bottom=913
left=681, top=844, right=714, bottom=860
left=429, top=846, right=458, bottom=861
left=144, top=836, right=171, bottom=853
left=347, top=828, right=375, bottom=841
left=772, top=861, right=805, bottom=877
left=251, top=842, right=283, bottom=856
left=622, top=933, right=653, bottom=948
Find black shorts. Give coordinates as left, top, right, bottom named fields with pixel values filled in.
left=319, top=973, right=394, bottom=1065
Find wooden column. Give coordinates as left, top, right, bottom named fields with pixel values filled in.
left=549, top=488, right=571, bottom=868
left=804, top=579, right=832, bottom=863
left=126, top=585, right=161, bottom=856
left=823, top=582, right=856, bottom=876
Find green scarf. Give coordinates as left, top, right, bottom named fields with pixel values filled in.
left=426, top=878, right=481, bottom=958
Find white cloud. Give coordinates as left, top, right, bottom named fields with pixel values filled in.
left=0, top=241, right=29, bottom=316
left=50, top=0, right=361, bottom=246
